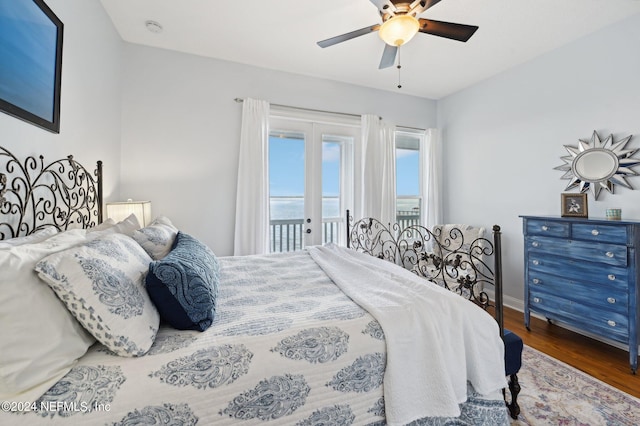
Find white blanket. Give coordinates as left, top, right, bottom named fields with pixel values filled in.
left=308, top=244, right=507, bottom=426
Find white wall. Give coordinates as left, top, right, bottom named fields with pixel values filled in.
left=438, top=12, right=640, bottom=304
left=119, top=43, right=437, bottom=256
left=0, top=0, right=123, bottom=200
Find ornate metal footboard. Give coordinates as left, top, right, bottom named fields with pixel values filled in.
left=346, top=210, right=504, bottom=335
left=0, top=146, right=103, bottom=239
left=345, top=211, right=521, bottom=418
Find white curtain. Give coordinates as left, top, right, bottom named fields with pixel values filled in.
left=360, top=114, right=397, bottom=226
left=421, top=128, right=443, bottom=229
left=233, top=98, right=270, bottom=255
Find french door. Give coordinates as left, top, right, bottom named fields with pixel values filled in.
left=269, top=117, right=356, bottom=252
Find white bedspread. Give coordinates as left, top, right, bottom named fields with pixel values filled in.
left=1, top=250, right=508, bottom=426
left=308, top=244, right=507, bottom=425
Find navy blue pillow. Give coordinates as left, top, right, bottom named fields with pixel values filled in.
left=146, top=232, right=219, bottom=331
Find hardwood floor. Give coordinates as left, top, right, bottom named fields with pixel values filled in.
left=503, top=306, right=640, bottom=398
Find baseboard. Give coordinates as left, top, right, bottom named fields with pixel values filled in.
left=484, top=289, right=523, bottom=312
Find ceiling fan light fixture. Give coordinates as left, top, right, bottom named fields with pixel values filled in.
left=378, top=15, right=420, bottom=46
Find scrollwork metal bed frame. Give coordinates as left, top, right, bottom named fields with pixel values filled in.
left=0, top=146, right=103, bottom=240
left=345, top=210, right=522, bottom=418
left=346, top=210, right=504, bottom=334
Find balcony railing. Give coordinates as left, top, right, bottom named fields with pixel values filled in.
left=397, top=210, right=421, bottom=229
left=270, top=210, right=421, bottom=253
left=270, top=217, right=342, bottom=253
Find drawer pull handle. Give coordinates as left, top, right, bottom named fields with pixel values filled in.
left=541, top=225, right=549, bottom=231
left=607, top=297, right=616, bottom=304
left=591, top=229, right=600, bottom=236
left=532, top=260, right=540, bottom=266
left=608, top=274, right=616, bottom=281
left=533, top=297, right=540, bottom=303
left=605, top=251, right=615, bottom=258
left=532, top=278, right=540, bottom=284
left=532, top=241, right=539, bottom=248
left=607, top=320, right=616, bottom=327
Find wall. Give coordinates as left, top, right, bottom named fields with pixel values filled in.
left=438, top=12, right=640, bottom=306
left=119, top=43, right=437, bottom=256
left=0, top=0, right=123, bottom=200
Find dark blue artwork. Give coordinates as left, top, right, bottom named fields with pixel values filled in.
left=0, top=0, right=62, bottom=133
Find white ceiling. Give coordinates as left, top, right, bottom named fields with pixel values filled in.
left=99, top=0, right=640, bottom=99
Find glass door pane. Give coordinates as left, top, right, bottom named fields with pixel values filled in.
left=396, top=131, right=421, bottom=228
left=321, top=134, right=353, bottom=246
left=322, top=140, right=340, bottom=245
left=269, top=132, right=305, bottom=253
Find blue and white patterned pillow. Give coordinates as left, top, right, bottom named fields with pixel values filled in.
left=35, top=233, right=160, bottom=357
left=132, top=216, right=178, bottom=260
left=146, top=232, right=219, bottom=331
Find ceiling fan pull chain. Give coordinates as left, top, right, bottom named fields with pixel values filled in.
left=397, top=46, right=402, bottom=89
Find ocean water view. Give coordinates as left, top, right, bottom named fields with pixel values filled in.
left=269, top=197, right=420, bottom=220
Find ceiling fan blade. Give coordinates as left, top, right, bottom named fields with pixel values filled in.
left=317, top=24, right=381, bottom=48
left=379, top=44, right=397, bottom=69
left=418, top=19, right=478, bottom=42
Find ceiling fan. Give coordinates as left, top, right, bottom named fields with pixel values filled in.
left=317, top=0, right=479, bottom=69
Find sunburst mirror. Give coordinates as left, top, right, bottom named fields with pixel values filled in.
left=555, top=130, right=640, bottom=200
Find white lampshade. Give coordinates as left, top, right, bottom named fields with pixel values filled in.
left=378, top=15, right=420, bottom=46
left=106, top=200, right=152, bottom=227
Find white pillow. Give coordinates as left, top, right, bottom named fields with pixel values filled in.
left=0, top=227, right=58, bottom=249
left=0, top=229, right=95, bottom=402
left=94, top=213, right=141, bottom=237
left=132, top=216, right=178, bottom=260
left=36, top=233, right=159, bottom=357
left=86, top=218, right=116, bottom=233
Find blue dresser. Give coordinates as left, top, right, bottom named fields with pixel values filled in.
left=521, top=215, right=640, bottom=373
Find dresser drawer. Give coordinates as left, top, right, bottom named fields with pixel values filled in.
left=525, top=219, right=569, bottom=238
left=529, top=290, right=629, bottom=342
left=526, top=252, right=629, bottom=285
left=526, top=236, right=627, bottom=267
left=527, top=270, right=628, bottom=315
left=572, top=223, right=629, bottom=244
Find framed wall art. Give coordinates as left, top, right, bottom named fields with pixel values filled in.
left=0, top=0, right=63, bottom=133
left=561, top=193, right=588, bottom=218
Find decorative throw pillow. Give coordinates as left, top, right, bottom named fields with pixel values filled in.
left=430, top=224, right=486, bottom=292
left=132, top=216, right=178, bottom=260
left=90, top=213, right=141, bottom=237
left=0, top=227, right=58, bottom=248
left=35, top=233, right=159, bottom=357
left=0, top=229, right=95, bottom=401
left=86, top=218, right=116, bottom=233
left=146, top=232, right=219, bottom=331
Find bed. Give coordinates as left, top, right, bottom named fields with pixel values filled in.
left=0, top=147, right=509, bottom=425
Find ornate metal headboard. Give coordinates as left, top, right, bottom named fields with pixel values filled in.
left=0, top=146, right=103, bottom=240
left=346, top=210, right=505, bottom=336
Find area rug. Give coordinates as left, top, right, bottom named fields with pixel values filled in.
left=511, top=345, right=640, bottom=425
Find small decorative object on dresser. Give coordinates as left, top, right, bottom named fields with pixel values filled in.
left=561, top=193, right=588, bottom=218
left=521, top=215, right=640, bottom=373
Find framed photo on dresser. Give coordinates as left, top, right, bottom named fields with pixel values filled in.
left=561, top=193, right=588, bottom=218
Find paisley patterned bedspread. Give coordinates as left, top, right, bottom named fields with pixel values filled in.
left=2, top=251, right=508, bottom=425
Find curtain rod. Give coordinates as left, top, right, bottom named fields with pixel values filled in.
left=234, top=97, right=360, bottom=119
left=233, top=98, right=425, bottom=132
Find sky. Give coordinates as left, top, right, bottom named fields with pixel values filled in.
left=269, top=135, right=419, bottom=197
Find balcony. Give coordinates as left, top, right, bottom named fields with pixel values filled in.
left=270, top=206, right=421, bottom=253
left=270, top=217, right=342, bottom=253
